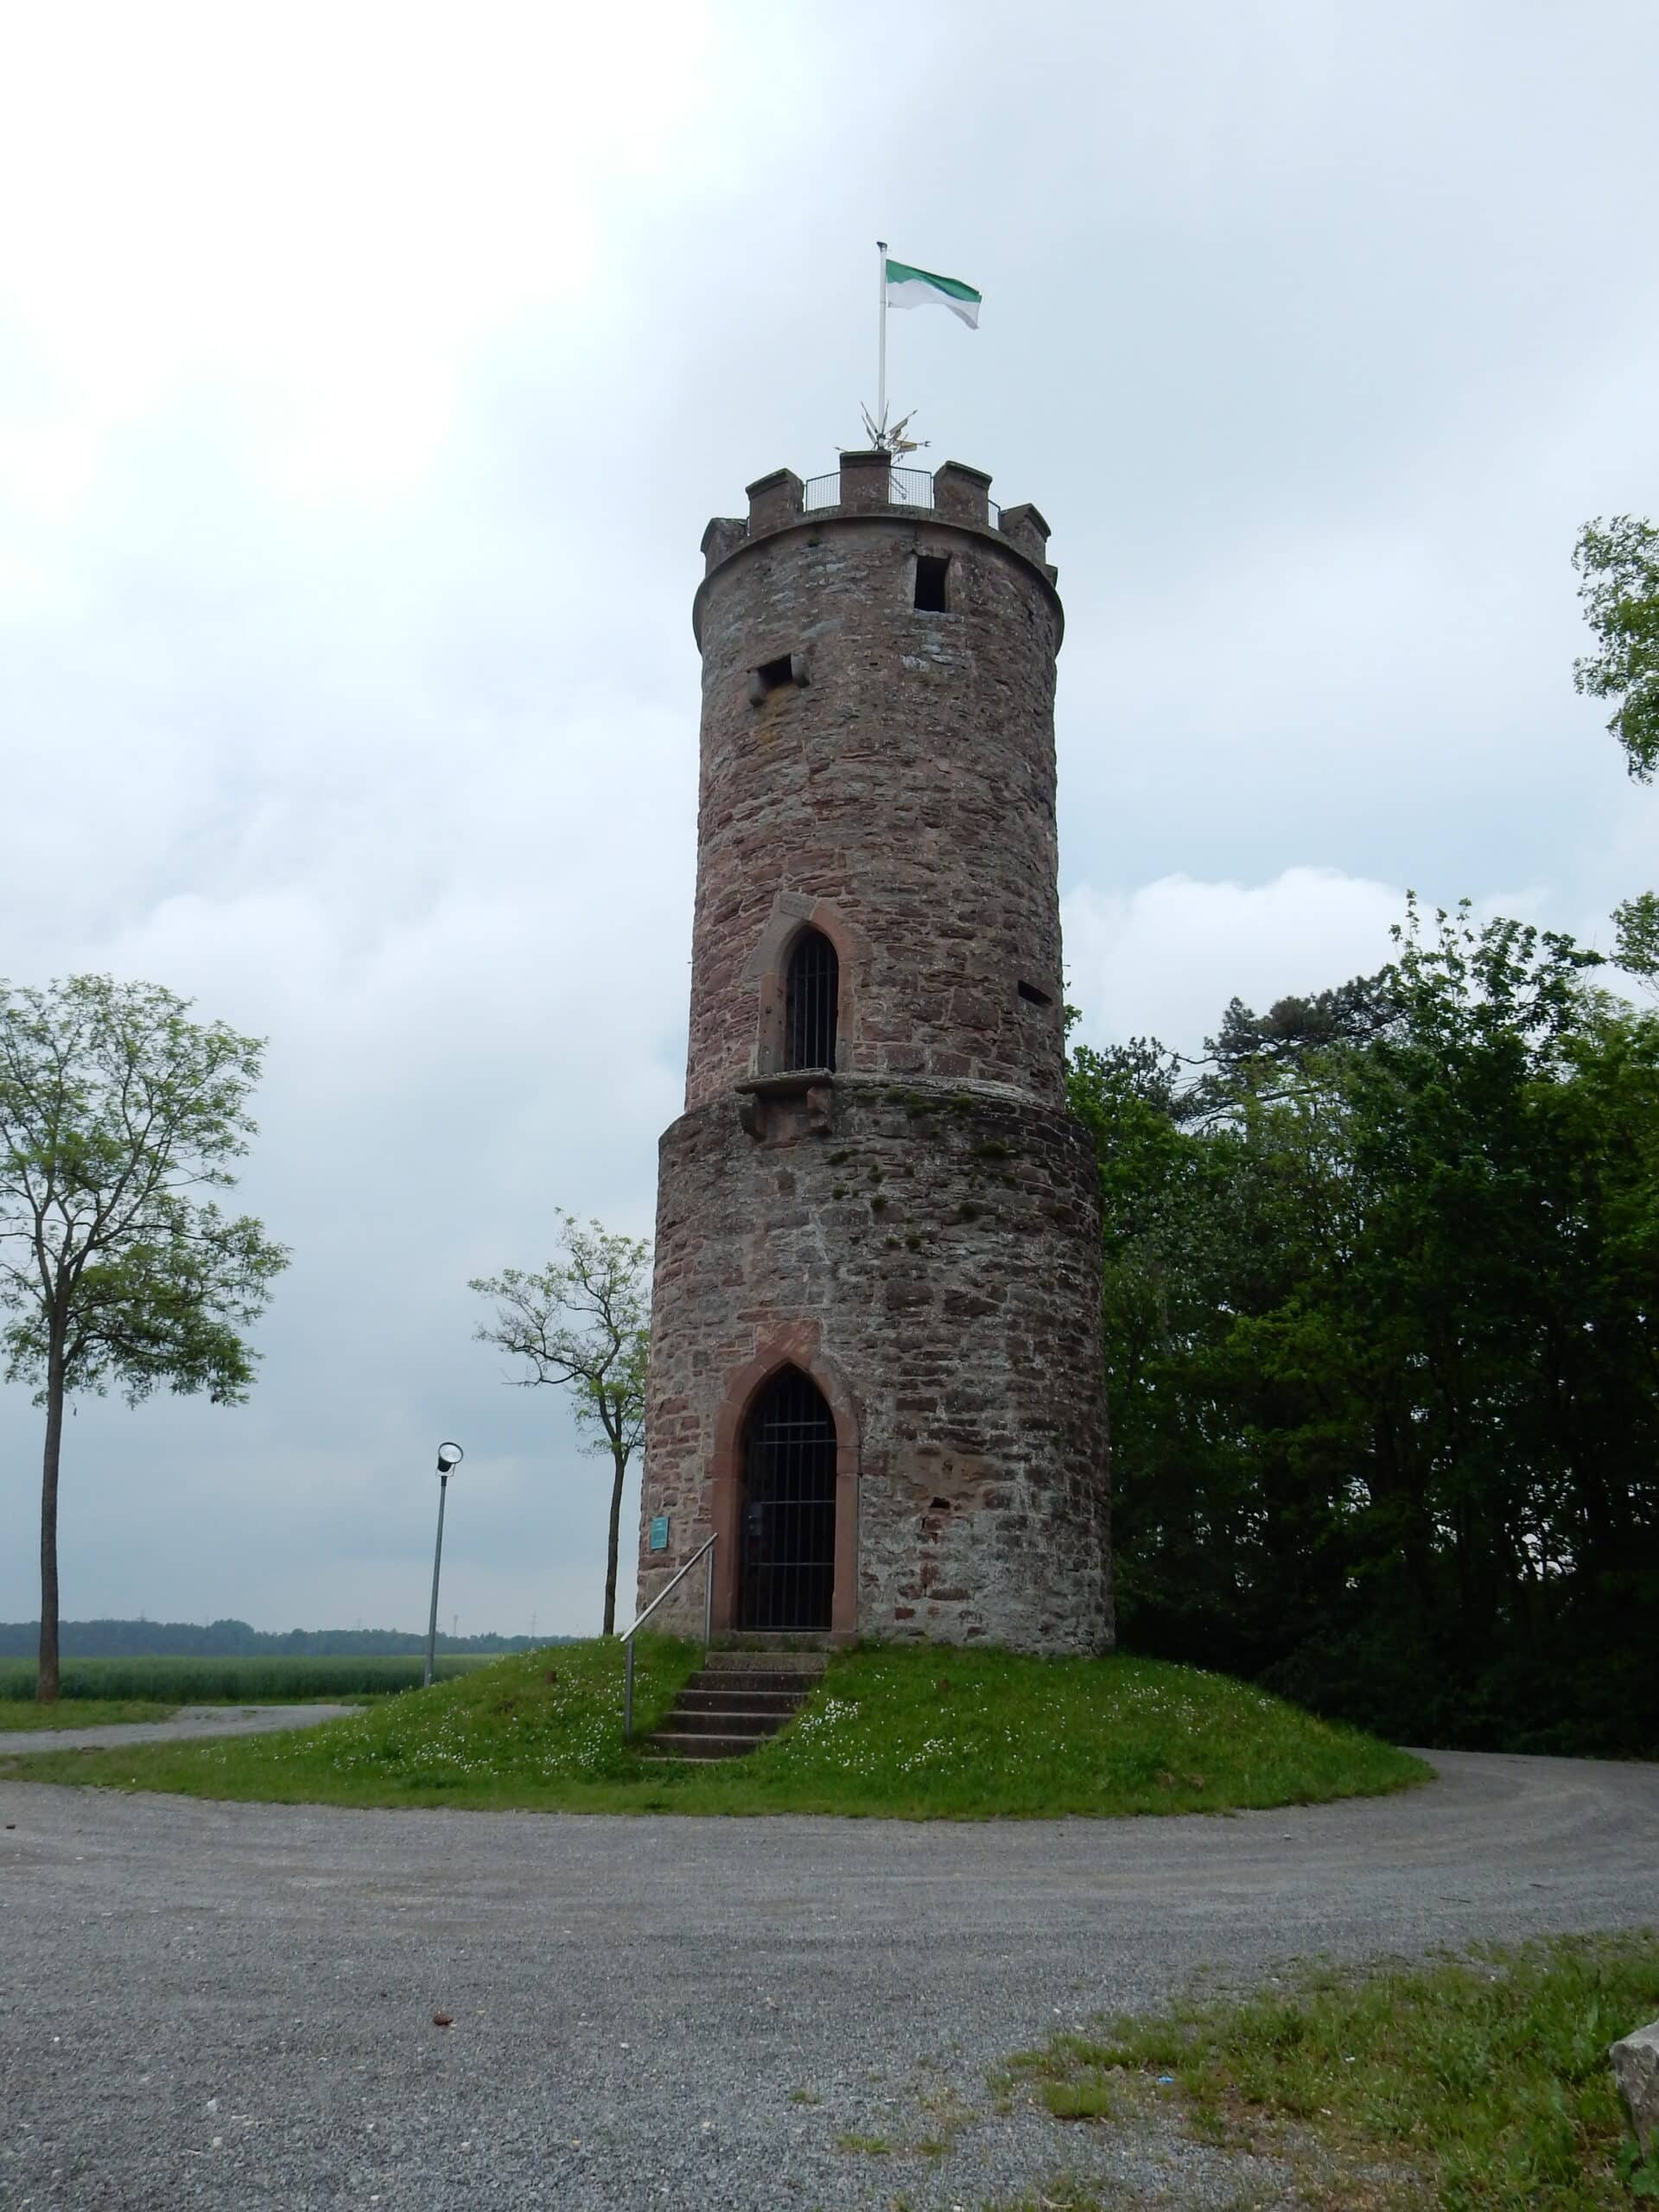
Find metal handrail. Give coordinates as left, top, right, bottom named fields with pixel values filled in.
left=621, top=1533, right=716, bottom=1738
left=798, top=466, right=1001, bottom=528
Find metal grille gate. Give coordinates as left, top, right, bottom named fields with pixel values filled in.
left=785, top=930, right=838, bottom=1071
left=739, top=1368, right=836, bottom=1630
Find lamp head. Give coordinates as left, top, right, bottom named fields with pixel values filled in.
left=435, top=1441, right=464, bottom=1475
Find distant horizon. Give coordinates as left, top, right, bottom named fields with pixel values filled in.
left=0, top=1614, right=562, bottom=1658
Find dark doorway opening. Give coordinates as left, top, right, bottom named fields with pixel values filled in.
left=785, top=928, right=838, bottom=1071
left=739, top=1366, right=836, bottom=1630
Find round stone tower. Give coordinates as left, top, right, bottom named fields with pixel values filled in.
left=637, top=450, right=1111, bottom=1652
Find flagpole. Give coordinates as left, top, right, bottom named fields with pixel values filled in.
left=875, top=238, right=887, bottom=441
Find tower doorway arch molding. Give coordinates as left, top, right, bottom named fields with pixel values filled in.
left=709, top=1329, right=861, bottom=1640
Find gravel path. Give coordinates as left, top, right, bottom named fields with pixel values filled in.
left=0, top=1705, right=357, bottom=1758
left=3, top=1748, right=1656, bottom=2209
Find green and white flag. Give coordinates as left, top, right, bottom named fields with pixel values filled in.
left=883, top=257, right=982, bottom=328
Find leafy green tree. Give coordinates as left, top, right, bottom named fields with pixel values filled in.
left=471, top=1213, right=650, bottom=1637
left=0, top=976, right=289, bottom=1702
left=1071, top=902, right=1659, bottom=1753
left=1068, top=1035, right=1251, bottom=1653
left=1613, top=891, right=1659, bottom=993
left=1573, top=514, right=1659, bottom=780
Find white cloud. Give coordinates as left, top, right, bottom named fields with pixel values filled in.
left=1064, top=868, right=1407, bottom=1056
left=0, top=2, right=715, bottom=497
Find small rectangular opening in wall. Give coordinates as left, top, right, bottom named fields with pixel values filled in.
left=1018, top=980, right=1053, bottom=1007
left=749, top=655, right=795, bottom=704
left=914, top=555, right=950, bottom=613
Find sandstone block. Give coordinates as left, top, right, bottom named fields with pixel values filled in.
left=1614, top=2018, right=1659, bottom=2158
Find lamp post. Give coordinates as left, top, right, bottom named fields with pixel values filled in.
left=423, top=1442, right=465, bottom=1688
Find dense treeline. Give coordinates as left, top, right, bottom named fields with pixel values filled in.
left=1069, top=901, right=1659, bottom=1757
left=0, top=1616, right=550, bottom=1659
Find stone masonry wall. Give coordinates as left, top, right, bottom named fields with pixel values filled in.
left=684, top=513, right=1068, bottom=1108
left=639, top=1077, right=1112, bottom=1652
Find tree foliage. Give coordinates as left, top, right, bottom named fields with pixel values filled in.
left=1573, top=513, right=1659, bottom=781
left=1613, top=890, right=1659, bottom=993
left=1070, top=903, right=1659, bottom=1755
left=471, top=1212, right=651, bottom=1637
left=0, top=974, right=289, bottom=1700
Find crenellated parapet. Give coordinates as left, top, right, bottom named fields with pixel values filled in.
left=699, top=452, right=1059, bottom=597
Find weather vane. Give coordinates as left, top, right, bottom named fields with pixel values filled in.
left=859, top=403, right=927, bottom=459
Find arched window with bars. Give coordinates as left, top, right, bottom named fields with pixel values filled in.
left=784, top=927, right=839, bottom=1071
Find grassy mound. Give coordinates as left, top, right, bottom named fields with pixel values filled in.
left=0, top=1638, right=1427, bottom=1818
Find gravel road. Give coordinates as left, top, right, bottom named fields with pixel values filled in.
left=3, top=1749, right=1656, bottom=2210
left=0, top=1707, right=358, bottom=1758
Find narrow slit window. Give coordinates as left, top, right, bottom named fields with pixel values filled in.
left=914, top=555, right=950, bottom=613
left=1018, top=980, right=1053, bottom=1007
left=785, top=928, right=839, bottom=1071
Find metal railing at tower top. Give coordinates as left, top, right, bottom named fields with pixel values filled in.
left=799, top=466, right=1001, bottom=527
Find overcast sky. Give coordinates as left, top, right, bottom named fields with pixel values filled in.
left=3, top=2, right=1656, bottom=1638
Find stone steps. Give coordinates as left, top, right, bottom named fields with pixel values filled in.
left=643, top=1648, right=829, bottom=1764
left=710, top=1631, right=836, bottom=1655
left=675, top=1686, right=800, bottom=1715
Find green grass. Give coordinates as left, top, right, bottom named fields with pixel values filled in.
left=0, top=1638, right=1426, bottom=1818
left=0, top=1698, right=177, bottom=1731
left=1001, top=1933, right=1659, bottom=2209
left=1038, top=2076, right=1117, bottom=2122
left=0, top=1654, right=494, bottom=1704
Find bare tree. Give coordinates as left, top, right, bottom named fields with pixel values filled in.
left=0, top=975, right=289, bottom=1701
left=470, top=1212, right=650, bottom=1637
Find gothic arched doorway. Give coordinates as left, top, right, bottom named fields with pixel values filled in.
left=739, top=1366, right=836, bottom=1630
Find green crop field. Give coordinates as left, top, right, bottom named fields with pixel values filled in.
left=0, top=1653, right=496, bottom=1705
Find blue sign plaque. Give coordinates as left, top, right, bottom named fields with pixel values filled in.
left=648, top=1513, right=670, bottom=1554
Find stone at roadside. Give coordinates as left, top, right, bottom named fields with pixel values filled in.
left=1612, top=2018, right=1659, bottom=2157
